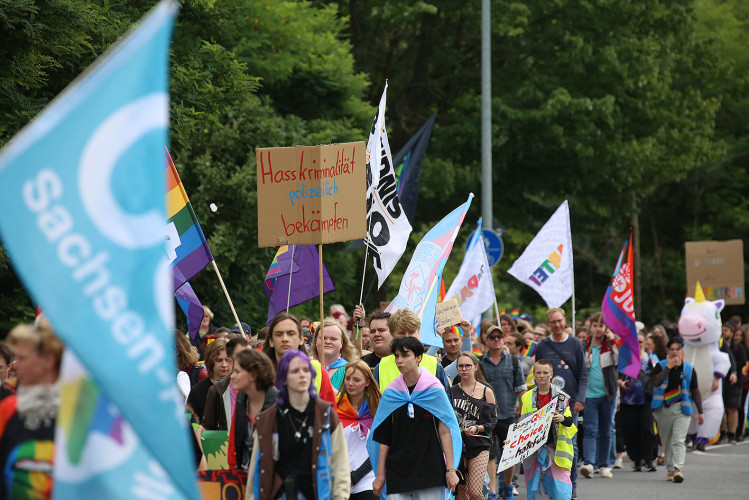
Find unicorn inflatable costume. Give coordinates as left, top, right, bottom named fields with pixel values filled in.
left=677, top=282, right=730, bottom=448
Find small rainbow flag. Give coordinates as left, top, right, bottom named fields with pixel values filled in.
left=166, top=149, right=214, bottom=291
left=511, top=308, right=519, bottom=319
left=522, top=340, right=537, bottom=357
left=450, top=325, right=463, bottom=337
left=265, top=245, right=290, bottom=290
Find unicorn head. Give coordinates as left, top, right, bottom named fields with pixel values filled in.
left=678, top=282, right=725, bottom=345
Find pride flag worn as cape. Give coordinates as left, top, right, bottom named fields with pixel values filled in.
left=366, top=368, right=461, bottom=499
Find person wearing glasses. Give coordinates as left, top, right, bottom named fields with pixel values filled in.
left=452, top=352, right=497, bottom=500
left=534, top=308, right=587, bottom=500
left=480, top=325, right=527, bottom=500
left=650, top=336, right=704, bottom=483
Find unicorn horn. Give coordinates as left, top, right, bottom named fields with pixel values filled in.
left=694, top=281, right=706, bottom=302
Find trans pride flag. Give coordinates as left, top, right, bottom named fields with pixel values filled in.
left=166, top=149, right=213, bottom=292
left=366, top=368, right=461, bottom=499
left=387, top=194, right=473, bottom=347
left=602, top=233, right=640, bottom=378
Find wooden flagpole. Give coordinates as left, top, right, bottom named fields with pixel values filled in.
left=211, top=260, right=247, bottom=340
left=318, top=244, right=325, bottom=364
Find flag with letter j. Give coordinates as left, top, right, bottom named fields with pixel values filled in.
left=0, top=1, right=197, bottom=498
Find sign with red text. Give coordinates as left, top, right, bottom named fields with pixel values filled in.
left=497, top=398, right=557, bottom=472
left=685, top=239, right=745, bottom=305
left=256, top=142, right=366, bottom=247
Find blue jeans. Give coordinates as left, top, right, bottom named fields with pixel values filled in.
left=583, top=396, right=615, bottom=469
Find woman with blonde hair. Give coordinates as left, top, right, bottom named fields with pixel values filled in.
left=336, top=361, right=381, bottom=499
left=313, top=317, right=359, bottom=391
left=452, top=351, right=497, bottom=500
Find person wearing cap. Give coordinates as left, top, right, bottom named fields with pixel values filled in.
left=650, top=336, right=704, bottom=483
left=231, top=322, right=252, bottom=338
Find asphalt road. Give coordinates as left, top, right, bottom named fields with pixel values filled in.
left=514, top=440, right=749, bottom=499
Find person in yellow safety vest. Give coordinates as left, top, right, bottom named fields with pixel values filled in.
left=262, top=312, right=337, bottom=404
left=372, top=308, right=452, bottom=395
left=519, top=359, right=577, bottom=500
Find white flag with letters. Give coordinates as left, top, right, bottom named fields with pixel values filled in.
left=445, top=220, right=496, bottom=320
left=365, top=83, right=412, bottom=288
left=508, top=200, right=574, bottom=308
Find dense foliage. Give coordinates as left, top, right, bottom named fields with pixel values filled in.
left=1, top=0, right=747, bottom=335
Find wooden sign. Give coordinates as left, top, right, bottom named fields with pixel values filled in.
left=436, top=299, right=463, bottom=328
left=256, top=142, right=366, bottom=247
left=685, top=240, right=745, bottom=305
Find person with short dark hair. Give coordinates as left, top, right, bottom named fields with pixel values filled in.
left=369, top=336, right=462, bottom=499
left=360, top=309, right=392, bottom=368
left=650, top=337, right=704, bottom=483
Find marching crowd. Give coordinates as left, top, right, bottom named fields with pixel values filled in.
left=0, top=303, right=747, bottom=500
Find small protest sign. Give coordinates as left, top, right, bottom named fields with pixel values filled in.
left=685, top=239, right=744, bottom=305
left=497, top=398, right=557, bottom=472
left=256, top=142, right=366, bottom=247
left=436, top=299, right=463, bottom=328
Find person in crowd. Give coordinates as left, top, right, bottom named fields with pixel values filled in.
left=176, top=330, right=200, bottom=403
left=441, top=327, right=465, bottom=369
left=369, top=337, right=461, bottom=499
left=480, top=325, right=527, bottom=500
left=262, top=312, right=336, bottom=404
left=650, top=336, right=703, bottom=483
left=0, top=318, right=64, bottom=500
left=200, top=335, right=253, bottom=431
left=231, top=321, right=252, bottom=338
left=500, top=314, right=518, bottom=336
left=721, top=321, right=746, bottom=443
left=330, top=304, right=350, bottom=329
left=199, top=305, right=217, bottom=337
left=358, top=309, right=392, bottom=368
left=516, top=319, right=533, bottom=337
left=507, top=332, right=534, bottom=378
left=734, top=325, right=749, bottom=441
left=300, top=316, right=312, bottom=331
left=256, top=327, right=269, bottom=350
left=534, top=308, right=587, bottom=500
left=452, top=352, right=497, bottom=500
left=359, top=325, right=372, bottom=352
left=533, top=323, right=550, bottom=343
left=187, top=338, right=231, bottom=422
left=521, top=359, right=576, bottom=500
left=0, top=342, right=12, bottom=383
left=645, top=329, right=668, bottom=465
left=226, top=349, right=277, bottom=470
left=575, top=326, right=589, bottom=346
left=313, top=317, right=359, bottom=391
left=336, top=360, right=381, bottom=500
left=579, top=312, right=618, bottom=480
left=246, top=350, right=350, bottom=499
left=618, top=332, right=657, bottom=472
left=474, top=320, right=497, bottom=355
left=371, top=309, right=451, bottom=394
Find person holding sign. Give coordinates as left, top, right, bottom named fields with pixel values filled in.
left=452, top=352, right=497, bottom=500
left=520, top=359, right=576, bottom=500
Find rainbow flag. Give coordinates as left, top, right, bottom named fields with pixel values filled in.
left=511, top=308, right=519, bottom=319
left=166, top=149, right=214, bottom=291
left=522, top=340, right=537, bottom=357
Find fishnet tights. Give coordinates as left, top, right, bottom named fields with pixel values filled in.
left=457, top=450, right=489, bottom=500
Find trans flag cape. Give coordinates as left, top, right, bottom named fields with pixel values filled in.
left=264, top=244, right=334, bottom=325
left=366, top=368, right=461, bottom=500
left=386, top=194, right=473, bottom=347
left=602, top=233, right=640, bottom=378
left=0, top=1, right=197, bottom=498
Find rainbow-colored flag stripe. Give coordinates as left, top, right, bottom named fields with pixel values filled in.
left=522, top=340, right=537, bottom=357
left=166, top=150, right=213, bottom=290
left=265, top=245, right=290, bottom=290
left=664, top=387, right=682, bottom=405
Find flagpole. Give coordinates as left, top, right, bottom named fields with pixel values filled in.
left=359, top=204, right=375, bottom=305
left=211, top=260, right=246, bottom=340
left=286, top=245, right=296, bottom=314
left=318, top=243, right=325, bottom=364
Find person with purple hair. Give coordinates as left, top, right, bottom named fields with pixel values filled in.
left=246, top=350, right=350, bottom=499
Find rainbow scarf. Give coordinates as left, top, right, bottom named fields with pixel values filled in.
left=522, top=340, right=538, bottom=357
left=366, top=368, right=461, bottom=499
left=336, top=395, right=374, bottom=437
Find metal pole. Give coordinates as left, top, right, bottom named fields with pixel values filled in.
left=481, top=0, right=493, bottom=320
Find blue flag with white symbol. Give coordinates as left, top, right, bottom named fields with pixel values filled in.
left=0, top=1, right=197, bottom=499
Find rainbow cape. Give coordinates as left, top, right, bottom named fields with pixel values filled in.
left=366, top=368, right=461, bottom=499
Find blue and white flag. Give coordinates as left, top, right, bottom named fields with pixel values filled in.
left=0, top=2, right=197, bottom=499
left=386, top=194, right=473, bottom=346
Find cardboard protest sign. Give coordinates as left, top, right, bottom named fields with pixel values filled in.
left=436, top=299, right=463, bottom=328
left=498, top=398, right=557, bottom=472
left=685, top=240, right=744, bottom=305
left=256, top=142, right=366, bottom=247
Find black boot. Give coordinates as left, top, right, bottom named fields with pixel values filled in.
left=633, top=460, right=642, bottom=472
left=645, top=460, right=657, bottom=472
left=727, top=433, right=736, bottom=443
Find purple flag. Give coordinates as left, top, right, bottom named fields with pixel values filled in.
left=264, top=245, right=334, bottom=325
left=176, top=281, right=205, bottom=340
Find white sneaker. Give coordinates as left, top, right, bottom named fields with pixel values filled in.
left=580, top=464, right=594, bottom=478
left=613, top=458, right=623, bottom=469
left=600, top=467, right=613, bottom=479
left=512, top=486, right=519, bottom=496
